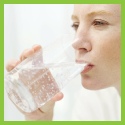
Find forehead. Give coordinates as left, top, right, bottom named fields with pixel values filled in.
left=73, top=4, right=120, bottom=17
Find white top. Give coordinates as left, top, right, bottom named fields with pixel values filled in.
left=71, top=87, right=121, bottom=121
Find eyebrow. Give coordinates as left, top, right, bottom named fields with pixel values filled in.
left=71, top=15, right=78, bottom=20
left=71, top=10, right=112, bottom=20
left=87, top=10, right=112, bottom=17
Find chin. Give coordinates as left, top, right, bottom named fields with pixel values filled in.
left=81, top=75, right=109, bottom=90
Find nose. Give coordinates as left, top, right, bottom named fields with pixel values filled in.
left=72, top=37, right=92, bottom=52
left=72, top=25, right=92, bottom=52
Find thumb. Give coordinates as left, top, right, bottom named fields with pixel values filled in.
left=39, top=92, right=64, bottom=113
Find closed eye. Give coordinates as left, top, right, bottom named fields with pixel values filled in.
left=92, top=19, right=109, bottom=27
left=71, top=23, right=79, bottom=31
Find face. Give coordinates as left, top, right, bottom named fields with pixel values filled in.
left=71, top=4, right=121, bottom=90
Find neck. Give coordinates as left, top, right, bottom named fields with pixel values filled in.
left=114, top=83, right=121, bottom=96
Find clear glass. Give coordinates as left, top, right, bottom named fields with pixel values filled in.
left=5, top=34, right=87, bottom=112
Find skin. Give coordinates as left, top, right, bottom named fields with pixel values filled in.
left=6, top=45, right=64, bottom=121
left=6, top=4, right=121, bottom=120
left=72, top=4, right=121, bottom=93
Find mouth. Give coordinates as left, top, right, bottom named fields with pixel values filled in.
left=76, top=60, right=94, bottom=74
left=81, top=64, right=94, bottom=74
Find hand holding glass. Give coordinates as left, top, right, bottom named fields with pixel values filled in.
left=5, top=35, right=87, bottom=112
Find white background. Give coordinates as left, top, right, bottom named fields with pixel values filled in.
left=4, top=4, right=80, bottom=121
left=4, top=4, right=121, bottom=121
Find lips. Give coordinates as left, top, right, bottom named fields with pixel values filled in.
left=81, top=64, right=94, bottom=74
left=75, top=60, right=94, bottom=74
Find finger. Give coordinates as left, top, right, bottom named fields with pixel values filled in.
left=6, top=59, right=21, bottom=72
left=52, top=92, right=64, bottom=101
left=20, top=45, right=42, bottom=61
left=39, top=99, right=55, bottom=113
left=32, top=44, right=42, bottom=52
left=20, top=48, right=34, bottom=61
left=39, top=92, right=64, bottom=113
left=24, top=109, right=46, bottom=121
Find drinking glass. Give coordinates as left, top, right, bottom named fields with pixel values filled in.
left=5, top=34, right=87, bottom=112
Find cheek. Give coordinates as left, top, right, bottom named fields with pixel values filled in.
left=91, top=31, right=121, bottom=82
left=92, top=30, right=120, bottom=66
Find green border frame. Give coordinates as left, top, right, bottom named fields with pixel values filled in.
left=0, top=0, right=124, bottom=124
